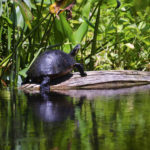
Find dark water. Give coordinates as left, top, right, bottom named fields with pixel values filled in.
left=0, top=85, right=150, bottom=150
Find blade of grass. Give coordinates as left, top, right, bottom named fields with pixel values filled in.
left=10, top=2, right=16, bottom=87
left=40, top=14, right=52, bottom=45
left=44, top=16, right=56, bottom=49
left=0, top=53, right=12, bottom=67
left=17, top=13, right=50, bottom=48
left=91, top=1, right=102, bottom=55
left=90, top=1, right=102, bottom=69
left=0, top=26, right=3, bottom=42
left=8, top=27, right=12, bottom=53
left=27, top=47, right=43, bottom=69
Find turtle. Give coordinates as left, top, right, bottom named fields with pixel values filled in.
left=24, top=44, right=87, bottom=93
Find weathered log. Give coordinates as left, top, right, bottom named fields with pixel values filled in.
left=19, top=70, right=150, bottom=92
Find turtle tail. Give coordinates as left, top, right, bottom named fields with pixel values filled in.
left=70, top=44, right=81, bottom=57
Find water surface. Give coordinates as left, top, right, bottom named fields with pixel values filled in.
left=0, top=85, right=150, bottom=150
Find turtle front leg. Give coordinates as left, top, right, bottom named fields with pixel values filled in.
left=40, top=76, right=50, bottom=93
left=74, top=63, right=87, bottom=77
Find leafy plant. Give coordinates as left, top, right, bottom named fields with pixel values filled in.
left=0, top=0, right=150, bottom=87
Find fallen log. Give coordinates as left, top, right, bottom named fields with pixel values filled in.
left=20, top=70, right=150, bottom=92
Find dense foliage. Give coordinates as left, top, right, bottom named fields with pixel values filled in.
left=0, top=0, right=150, bottom=87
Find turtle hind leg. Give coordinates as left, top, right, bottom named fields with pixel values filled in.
left=40, top=76, right=50, bottom=94
left=74, top=63, right=87, bottom=77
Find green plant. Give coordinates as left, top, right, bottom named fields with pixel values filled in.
left=0, top=0, right=150, bottom=87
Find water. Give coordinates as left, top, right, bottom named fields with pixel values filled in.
left=0, top=85, right=150, bottom=150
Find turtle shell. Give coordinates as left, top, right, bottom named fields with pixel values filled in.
left=27, top=50, right=75, bottom=78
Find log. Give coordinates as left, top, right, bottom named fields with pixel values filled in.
left=20, top=70, right=150, bottom=92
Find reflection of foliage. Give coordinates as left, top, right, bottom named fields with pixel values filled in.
left=0, top=0, right=150, bottom=87
left=0, top=90, right=150, bottom=150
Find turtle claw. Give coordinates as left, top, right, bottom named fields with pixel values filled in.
left=74, top=63, right=87, bottom=77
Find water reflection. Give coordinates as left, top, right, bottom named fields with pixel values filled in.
left=54, top=84, right=150, bottom=99
left=26, top=92, right=75, bottom=122
left=0, top=85, right=150, bottom=150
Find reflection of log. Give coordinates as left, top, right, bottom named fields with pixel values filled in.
left=20, top=70, right=150, bottom=92
left=54, top=84, right=150, bottom=100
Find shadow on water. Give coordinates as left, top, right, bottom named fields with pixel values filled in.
left=0, top=84, right=150, bottom=150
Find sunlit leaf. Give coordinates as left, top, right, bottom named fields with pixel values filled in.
left=143, top=40, right=150, bottom=46
left=1, top=15, right=13, bottom=26
left=16, top=6, right=24, bottom=28
left=57, top=14, right=75, bottom=42
left=19, top=68, right=28, bottom=77
left=0, top=0, right=3, bottom=16
left=138, top=22, right=146, bottom=30
left=73, top=22, right=88, bottom=43
left=125, top=43, right=135, bottom=49
left=14, top=0, right=33, bottom=29
left=81, top=0, right=92, bottom=17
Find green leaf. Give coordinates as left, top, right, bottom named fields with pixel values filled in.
left=143, top=39, right=150, bottom=46
left=0, top=0, right=2, bottom=16
left=8, top=26, right=12, bottom=50
left=0, top=53, right=12, bottom=67
left=59, top=14, right=75, bottom=43
left=16, top=6, right=24, bottom=28
left=53, top=14, right=74, bottom=43
left=0, top=26, right=3, bottom=42
left=28, top=47, right=44, bottom=69
left=1, top=15, right=13, bottom=26
left=73, top=22, right=88, bottom=43
left=19, top=68, right=28, bottom=77
left=138, top=21, right=146, bottom=30
left=14, top=0, right=33, bottom=29
left=81, top=0, right=91, bottom=17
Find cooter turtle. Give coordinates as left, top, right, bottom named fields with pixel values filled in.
left=24, top=44, right=86, bottom=92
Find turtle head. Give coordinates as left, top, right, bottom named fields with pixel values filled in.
left=70, top=44, right=81, bottom=57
